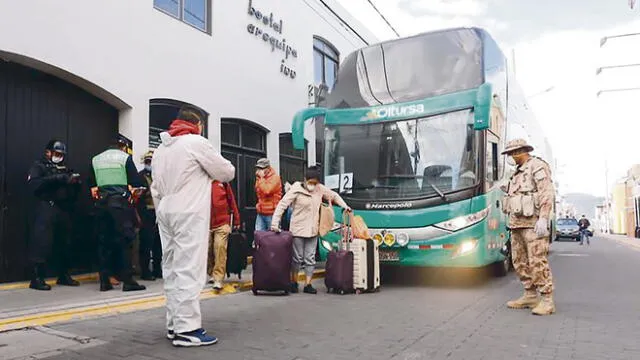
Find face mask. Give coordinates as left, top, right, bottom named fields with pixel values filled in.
left=51, top=156, right=63, bottom=164
left=506, top=157, right=516, bottom=166
left=256, top=170, right=265, bottom=177
left=144, top=164, right=152, bottom=172
left=306, top=183, right=317, bottom=192
left=512, top=153, right=528, bottom=165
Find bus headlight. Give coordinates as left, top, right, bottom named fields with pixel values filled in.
left=452, top=239, right=478, bottom=257
left=383, top=233, right=396, bottom=247
left=433, top=208, right=490, bottom=232
left=396, top=232, right=410, bottom=247
left=372, top=233, right=383, bottom=246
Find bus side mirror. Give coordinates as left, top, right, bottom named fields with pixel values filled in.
left=292, top=107, right=327, bottom=150
left=473, top=83, right=492, bottom=130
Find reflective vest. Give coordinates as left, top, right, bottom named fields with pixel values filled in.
left=92, top=149, right=129, bottom=187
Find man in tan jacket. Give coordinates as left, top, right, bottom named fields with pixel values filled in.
left=502, top=139, right=556, bottom=316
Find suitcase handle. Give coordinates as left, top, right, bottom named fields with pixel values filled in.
left=340, top=211, right=352, bottom=251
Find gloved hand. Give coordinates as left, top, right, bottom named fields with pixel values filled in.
left=534, top=218, right=549, bottom=237
left=271, top=225, right=281, bottom=233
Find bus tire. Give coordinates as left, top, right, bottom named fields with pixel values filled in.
left=492, top=259, right=509, bottom=277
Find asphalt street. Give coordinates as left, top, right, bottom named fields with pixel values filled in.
left=3, top=236, right=640, bottom=360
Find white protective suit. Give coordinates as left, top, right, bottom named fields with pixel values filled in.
left=151, top=131, right=235, bottom=334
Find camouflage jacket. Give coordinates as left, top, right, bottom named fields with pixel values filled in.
left=502, top=156, right=555, bottom=229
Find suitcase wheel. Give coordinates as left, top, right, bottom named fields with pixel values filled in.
left=252, top=289, right=258, bottom=296
left=283, top=290, right=290, bottom=296
left=355, top=289, right=362, bottom=295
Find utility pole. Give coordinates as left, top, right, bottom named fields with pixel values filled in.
left=605, top=159, right=610, bottom=233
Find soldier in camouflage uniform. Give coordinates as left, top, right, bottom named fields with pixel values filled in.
left=501, top=139, right=555, bottom=315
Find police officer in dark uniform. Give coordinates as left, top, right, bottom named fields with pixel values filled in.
left=27, top=140, right=82, bottom=291
left=89, top=137, right=146, bottom=292
left=137, top=150, right=162, bottom=280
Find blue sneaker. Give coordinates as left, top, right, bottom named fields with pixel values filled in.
left=168, top=329, right=207, bottom=340
left=172, top=329, right=218, bottom=347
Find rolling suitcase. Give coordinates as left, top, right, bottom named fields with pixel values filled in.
left=352, top=237, right=380, bottom=293
left=252, top=230, right=293, bottom=295
left=345, top=212, right=380, bottom=293
left=324, top=230, right=354, bottom=294
left=226, top=227, right=248, bottom=279
left=226, top=214, right=248, bottom=279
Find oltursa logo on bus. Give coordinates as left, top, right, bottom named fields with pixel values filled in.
left=362, top=104, right=425, bottom=121
left=365, top=202, right=413, bottom=210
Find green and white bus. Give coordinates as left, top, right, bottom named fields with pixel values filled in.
left=292, top=27, right=555, bottom=275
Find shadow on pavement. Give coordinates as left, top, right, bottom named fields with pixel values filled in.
left=380, top=265, right=499, bottom=289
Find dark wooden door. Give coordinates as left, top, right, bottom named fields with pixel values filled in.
left=0, top=62, right=118, bottom=282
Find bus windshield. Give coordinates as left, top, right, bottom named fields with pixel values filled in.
left=327, top=28, right=483, bottom=109
left=324, top=109, right=479, bottom=201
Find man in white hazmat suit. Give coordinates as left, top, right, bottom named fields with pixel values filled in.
left=151, top=106, right=235, bottom=347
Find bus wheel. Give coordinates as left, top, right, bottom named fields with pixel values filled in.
left=493, top=254, right=511, bottom=277
left=492, top=260, right=508, bottom=277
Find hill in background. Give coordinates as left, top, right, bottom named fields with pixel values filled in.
left=563, top=193, right=605, bottom=218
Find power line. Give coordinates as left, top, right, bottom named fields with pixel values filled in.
left=365, top=0, right=400, bottom=38
left=318, top=0, right=370, bottom=45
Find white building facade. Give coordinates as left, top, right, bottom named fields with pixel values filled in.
left=0, top=0, right=377, bottom=281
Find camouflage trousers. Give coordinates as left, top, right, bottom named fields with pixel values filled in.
left=511, top=228, right=554, bottom=294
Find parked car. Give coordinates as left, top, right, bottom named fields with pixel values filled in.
left=556, top=217, right=580, bottom=241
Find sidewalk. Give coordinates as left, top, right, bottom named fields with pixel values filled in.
left=0, top=262, right=325, bottom=332
left=598, top=232, right=640, bottom=251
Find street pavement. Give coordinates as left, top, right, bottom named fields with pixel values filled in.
left=3, top=235, right=640, bottom=360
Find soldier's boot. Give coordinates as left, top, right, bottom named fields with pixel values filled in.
left=506, top=289, right=539, bottom=309
left=531, top=293, right=555, bottom=316
left=29, top=264, right=52, bottom=291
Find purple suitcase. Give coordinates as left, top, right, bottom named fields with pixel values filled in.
left=325, top=213, right=355, bottom=294
left=325, top=250, right=354, bottom=294
left=252, top=230, right=293, bottom=295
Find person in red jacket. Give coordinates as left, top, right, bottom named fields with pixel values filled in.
left=208, top=181, right=240, bottom=290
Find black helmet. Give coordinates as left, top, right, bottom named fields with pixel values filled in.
left=45, top=140, right=67, bottom=155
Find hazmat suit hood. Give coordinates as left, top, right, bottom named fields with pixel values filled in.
left=159, top=131, right=177, bottom=147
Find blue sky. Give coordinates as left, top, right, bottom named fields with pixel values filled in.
left=336, top=0, right=640, bottom=197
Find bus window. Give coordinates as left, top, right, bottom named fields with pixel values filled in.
left=327, top=29, right=483, bottom=109
left=486, top=141, right=499, bottom=190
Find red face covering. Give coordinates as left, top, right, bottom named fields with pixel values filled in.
left=168, top=120, right=200, bottom=137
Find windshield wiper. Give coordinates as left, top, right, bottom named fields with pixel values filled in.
left=351, top=184, right=399, bottom=190
left=427, top=182, right=447, bottom=201
left=379, top=174, right=422, bottom=179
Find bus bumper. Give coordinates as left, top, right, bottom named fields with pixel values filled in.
left=318, top=220, right=506, bottom=268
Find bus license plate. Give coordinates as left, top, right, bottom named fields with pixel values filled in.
left=380, top=250, right=399, bottom=262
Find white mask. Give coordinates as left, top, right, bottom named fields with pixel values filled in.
left=506, top=157, right=516, bottom=167
left=144, top=164, right=152, bottom=172
left=51, top=156, right=63, bottom=164
left=256, top=169, right=265, bottom=177
left=306, top=184, right=317, bottom=192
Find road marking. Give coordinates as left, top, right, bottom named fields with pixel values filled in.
left=555, top=253, right=590, bottom=257
left=0, top=269, right=325, bottom=332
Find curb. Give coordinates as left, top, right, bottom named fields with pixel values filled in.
left=0, top=269, right=325, bottom=333
left=600, top=233, right=640, bottom=251
left=0, top=260, right=258, bottom=291
left=0, top=273, right=99, bottom=291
